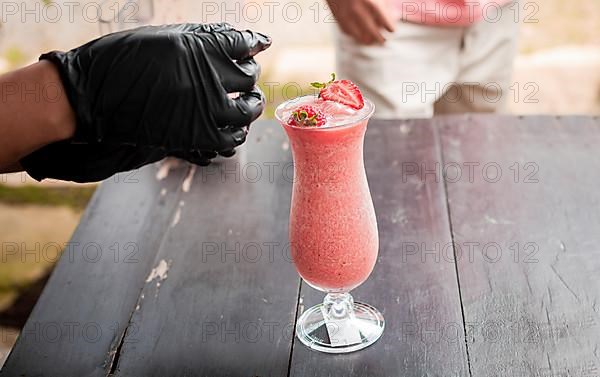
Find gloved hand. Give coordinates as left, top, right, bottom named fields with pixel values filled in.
left=21, top=23, right=271, bottom=182
left=20, top=143, right=219, bottom=183
left=20, top=142, right=168, bottom=183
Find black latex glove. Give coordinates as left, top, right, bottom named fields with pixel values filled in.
left=21, top=143, right=229, bottom=183
left=21, top=23, right=270, bottom=182
left=21, top=142, right=168, bottom=183
left=20, top=143, right=226, bottom=183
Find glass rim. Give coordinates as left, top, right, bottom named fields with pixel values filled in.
left=275, top=95, right=375, bottom=130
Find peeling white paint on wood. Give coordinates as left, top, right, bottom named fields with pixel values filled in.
left=182, top=165, right=196, bottom=193
left=156, top=158, right=180, bottom=180
left=171, top=201, right=185, bottom=227
left=484, top=214, right=514, bottom=225
left=146, top=259, right=171, bottom=284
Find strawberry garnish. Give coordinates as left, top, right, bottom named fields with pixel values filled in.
left=287, top=105, right=326, bottom=128
left=311, top=73, right=364, bottom=110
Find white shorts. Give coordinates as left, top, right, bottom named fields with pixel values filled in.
left=335, top=3, right=520, bottom=119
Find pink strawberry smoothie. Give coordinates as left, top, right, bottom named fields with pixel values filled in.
left=276, top=96, right=378, bottom=292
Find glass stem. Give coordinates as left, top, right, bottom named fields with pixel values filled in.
left=322, top=292, right=355, bottom=322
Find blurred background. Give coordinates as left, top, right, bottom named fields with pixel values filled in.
left=0, top=0, right=599, bottom=366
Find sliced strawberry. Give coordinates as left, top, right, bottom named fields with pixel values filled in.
left=311, top=73, right=365, bottom=110
left=287, top=105, right=326, bottom=128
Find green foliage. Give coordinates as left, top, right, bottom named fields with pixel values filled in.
left=0, top=184, right=96, bottom=211
left=4, top=46, right=27, bottom=68
left=0, top=183, right=92, bottom=311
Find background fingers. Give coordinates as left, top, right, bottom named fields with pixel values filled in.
left=368, top=2, right=396, bottom=33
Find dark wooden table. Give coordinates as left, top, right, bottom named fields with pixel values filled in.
left=3, top=115, right=600, bottom=377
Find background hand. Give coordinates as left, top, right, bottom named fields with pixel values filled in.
left=327, top=0, right=395, bottom=45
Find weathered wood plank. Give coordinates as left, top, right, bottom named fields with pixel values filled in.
left=1, top=164, right=189, bottom=377
left=112, top=121, right=301, bottom=377
left=289, top=119, right=470, bottom=377
left=439, top=115, right=600, bottom=377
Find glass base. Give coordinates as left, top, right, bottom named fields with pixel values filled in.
left=296, top=293, right=384, bottom=353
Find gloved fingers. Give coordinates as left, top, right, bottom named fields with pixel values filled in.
left=220, top=58, right=260, bottom=93
left=200, top=151, right=218, bottom=159
left=216, top=86, right=265, bottom=128
left=218, top=149, right=236, bottom=158
left=184, top=22, right=235, bottom=34
left=215, top=126, right=249, bottom=152
left=218, top=29, right=272, bottom=60
left=170, top=150, right=215, bottom=166
left=185, top=152, right=213, bottom=166
left=171, top=148, right=236, bottom=165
